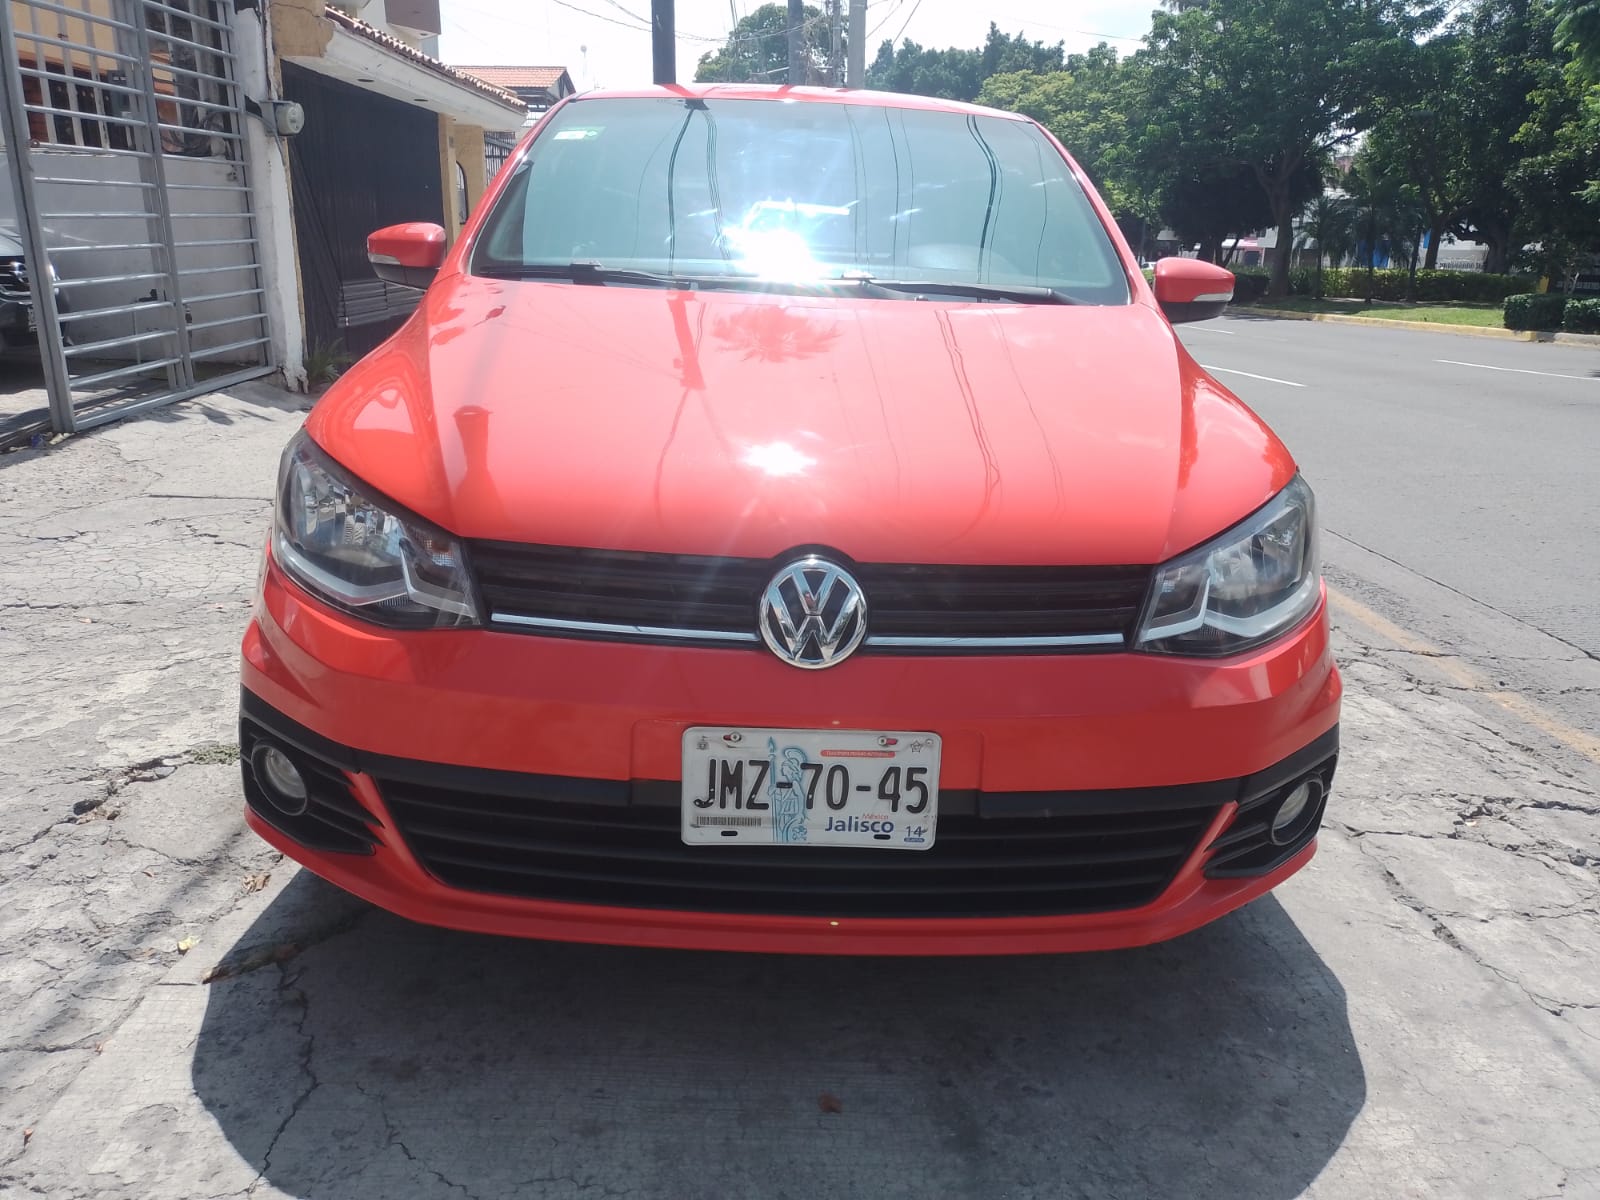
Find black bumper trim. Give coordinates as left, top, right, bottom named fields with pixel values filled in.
left=241, top=687, right=1337, bottom=825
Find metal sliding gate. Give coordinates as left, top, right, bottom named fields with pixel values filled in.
left=0, top=0, right=272, bottom=436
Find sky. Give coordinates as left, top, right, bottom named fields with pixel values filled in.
left=436, top=0, right=1161, bottom=90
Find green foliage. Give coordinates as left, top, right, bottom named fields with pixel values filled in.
left=1561, top=296, right=1600, bottom=331
left=1454, top=0, right=1562, bottom=272
left=1356, top=33, right=1477, bottom=268
left=976, top=47, right=1153, bottom=218
left=1509, top=47, right=1600, bottom=278
left=1555, top=0, right=1600, bottom=78
left=856, top=0, right=1596, bottom=295
left=304, top=341, right=353, bottom=390
left=1503, top=291, right=1570, bottom=328
left=1296, top=193, right=1359, bottom=295
left=867, top=24, right=1063, bottom=102
left=1332, top=269, right=1534, bottom=301
left=1228, top=269, right=1274, bottom=302
left=694, top=3, right=832, bottom=83
left=1235, top=266, right=1533, bottom=302
left=1137, top=0, right=1428, bottom=295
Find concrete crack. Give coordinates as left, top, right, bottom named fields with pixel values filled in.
left=1345, top=830, right=1599, bottom=1018
left=355, top=1082, right=481, bottom=1200
left=250, top=962, right=320, bottom=1190
left=1325, top=529, right=1600, bottom=664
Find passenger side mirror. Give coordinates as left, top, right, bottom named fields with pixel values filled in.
left=367, top=223, right=447, bottom=290
left=1152, top=258, right=1234, bottom=324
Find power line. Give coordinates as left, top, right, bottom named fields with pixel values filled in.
left=600, top=0, right=652, bottom=24
left=548, top=0, right=653, bottom=33
left=889, top=0, right=923, bottom=45
left=866, top=0, right=907, bottom=41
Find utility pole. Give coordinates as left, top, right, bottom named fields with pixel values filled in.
left=847, top=0, right=866, bottom=88
left=787, top=0, right=805, bottom=84
left=652, top=0, right=675, bottom=85
left=829, top=0, right=844, bottom=86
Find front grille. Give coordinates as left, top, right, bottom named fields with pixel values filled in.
left=467, top=541, right=1152, bottom=650
left=380, top=778, right=1221, bottom=918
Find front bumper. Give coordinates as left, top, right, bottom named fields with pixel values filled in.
left=241, top=557, right=1341, bottom=954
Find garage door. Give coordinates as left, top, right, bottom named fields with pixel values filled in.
left=0, top=0, right=272, bottom=437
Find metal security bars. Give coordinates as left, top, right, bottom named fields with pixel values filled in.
left=0, top=0, right=273, bottom=436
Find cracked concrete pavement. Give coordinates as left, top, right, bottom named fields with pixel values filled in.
left=1, top=373, right=1598, bottom=1199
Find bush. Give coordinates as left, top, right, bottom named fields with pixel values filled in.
left=1561, top=297, right=1600, bottom=334
left=1225, top=264, right=1532, bottom=303
left=1503, top=293, right=1568, bottom=331
left=1228, top=268, right=1272, bottom=302
left=1309, top=267, right=1533, bottom=302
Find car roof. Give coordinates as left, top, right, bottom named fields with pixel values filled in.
left=563, top=84, right=1029, bottom=123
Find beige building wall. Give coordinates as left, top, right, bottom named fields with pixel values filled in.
left=454, top=124, right=486, bottom=226
left=436, top=117, right=489, bottom=241
left=272, top=0, right=333, bottom=59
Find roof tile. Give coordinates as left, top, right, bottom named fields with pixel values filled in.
left=323, top=10, right=526, bottom=112
left=455, top=66, right=572, bottom=91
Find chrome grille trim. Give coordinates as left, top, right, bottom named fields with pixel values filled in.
left=866, top=632, right=1126, bottom=649
left=489, top=612, right=761, bottom=643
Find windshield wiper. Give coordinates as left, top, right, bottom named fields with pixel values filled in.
left=475, top=261, right=759, bottom=289
left=834, top=274, right=1084, bottom=305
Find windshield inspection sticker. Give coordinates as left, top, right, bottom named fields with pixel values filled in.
left=553, top=128, right=602, bottom=141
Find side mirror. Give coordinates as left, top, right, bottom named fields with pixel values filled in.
left=367, top=223, right=447, bottom=290
left=1152, top=258, right=1234, bottom=324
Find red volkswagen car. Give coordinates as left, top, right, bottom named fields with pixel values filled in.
left=239, top=85, right=1340, bottom=955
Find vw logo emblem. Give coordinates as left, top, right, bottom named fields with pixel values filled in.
left=759, top=556, right=867, bottom=669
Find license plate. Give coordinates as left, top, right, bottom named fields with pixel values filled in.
left=682, top=727, right=941, bottom=850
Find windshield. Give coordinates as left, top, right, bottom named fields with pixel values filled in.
left=472, top=97, right=1131, bottom=305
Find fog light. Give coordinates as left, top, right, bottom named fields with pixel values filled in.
left=1269, top=779, right=1322, bottom=846
left=251, top=742, right=309, bottom=817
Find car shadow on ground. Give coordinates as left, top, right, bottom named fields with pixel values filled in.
left=193, top=873, right=1365, bottom=1200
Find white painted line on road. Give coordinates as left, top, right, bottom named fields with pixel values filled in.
left=1201, top=365, right=1305, bottom=388
left=1183, top=325, right=1237, bottom=334
left=1435, top=359, right=1600, bottom=382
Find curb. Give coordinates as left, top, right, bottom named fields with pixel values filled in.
left=1243, top=308, right=1536, bottom=340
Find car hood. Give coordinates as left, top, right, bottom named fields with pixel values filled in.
left=308, top=276, right=1294, bottom=565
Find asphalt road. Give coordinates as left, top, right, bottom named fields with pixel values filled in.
left=1178, top=315, right=1600, bottom=748
left=3, top=327, right=1598, bottom=1200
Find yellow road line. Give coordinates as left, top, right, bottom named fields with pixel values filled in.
left=1328, top=588, right=1600, bottom=766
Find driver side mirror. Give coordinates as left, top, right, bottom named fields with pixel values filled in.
left=367, top=223, right=447, bottom=290
left=1152, top=258, right=1234, bottom=324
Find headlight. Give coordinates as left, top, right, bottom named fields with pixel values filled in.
left=1137, top=476, right=1319, bottom=656
left=272, top=431, right=479, bottom=628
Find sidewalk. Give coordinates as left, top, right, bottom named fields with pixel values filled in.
left=0, top=381, right=308, bottom=1175
left=1243, top=303, right=1600, bottom=345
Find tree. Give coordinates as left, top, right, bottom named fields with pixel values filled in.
left=1555, top=0, right=1600, bottom=77
left=1509, top=52, right=1600, bottom=282
left=866, top=24, right=1064, bottom=102
left=1296, top=192, right=1358, bottom=297
left=1358, top=33, right=1477, bottom=268
left=1138, top=0, right=1430, bottom=296
left=1156, top=159, right=1322, bottom=265
left=976, top=46, right=1152, bottom=220
left=695, top=3, right=834, bottom=83
left=1453, top=0, right=1559, bottom=272
left=1347, top=150, right=1429, bottom=296
left=1550, top=0, right=1600, bottom=218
